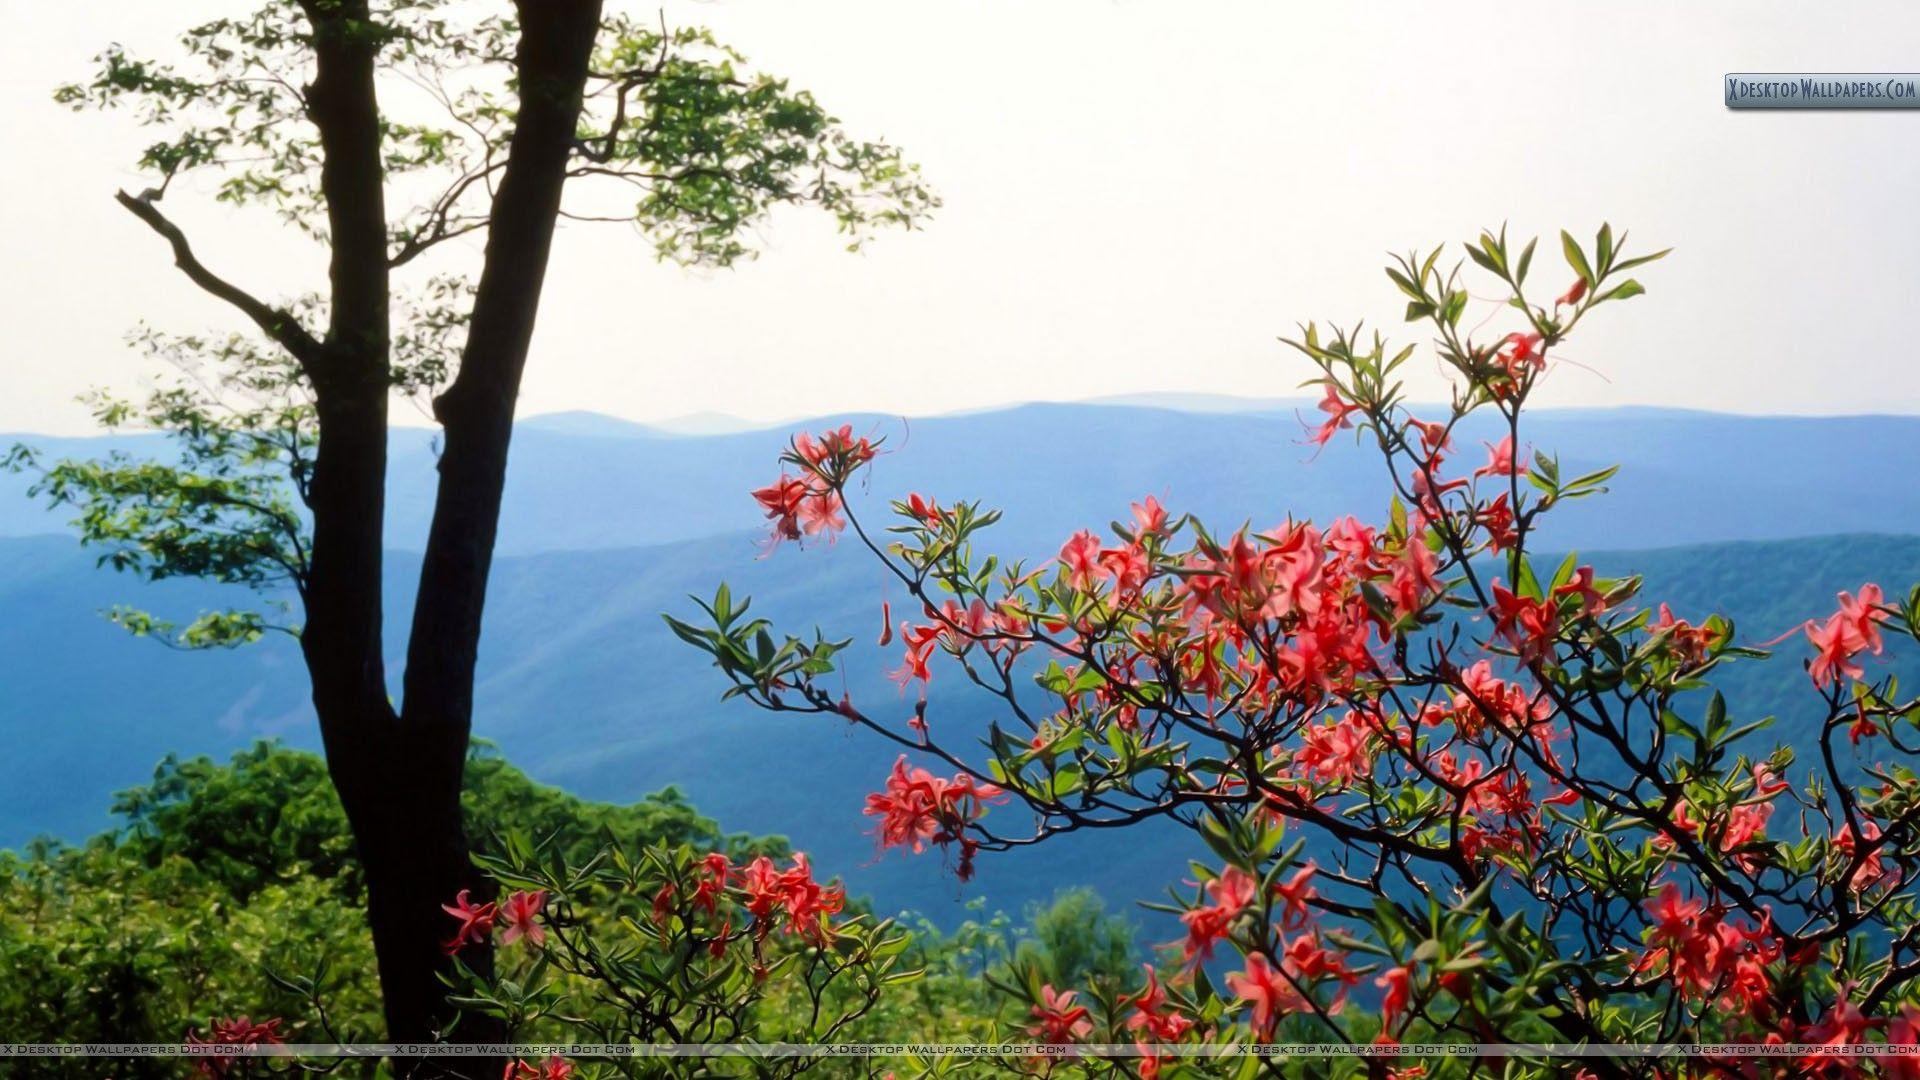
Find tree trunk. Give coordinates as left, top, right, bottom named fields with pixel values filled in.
left=407, top=0, right=606, bottom=714
left=291, top=2, right=499, bottom=1073
left=288, top=2, right=603, bottom=1072
left=385, top=3, right=604, bottom=1075
left=403, top=0, right=606, bottom=756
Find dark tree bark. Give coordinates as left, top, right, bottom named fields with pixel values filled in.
left=282, top=2, right=606, bottom=1074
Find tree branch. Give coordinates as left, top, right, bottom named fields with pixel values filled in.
left=114, top=190, right=322, bottom=367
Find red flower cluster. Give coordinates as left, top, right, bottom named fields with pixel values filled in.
left=1177, top=865, right=1255, bottom=964
left=1654, top=765, right=1786, bottom=871
left=1307, top=380, right=1362, bottom=446
left=1423, top=659, right=1550, bottom=739
left=741, top=853, right=845, bottom=944
left=1491, top=581, right=1557, bottom=663
left=1492, top=331, right=1545, bottom=390
left=701, top=232, right=1920, bottom=1057
left=440, top=888, right=496, bottom=954
left=649, top=851, right=844, bottom=951
left=1182, top=525, right=1324, bottom=625
left=499, top=888, right=548, bottom=947
left=792, top=424, right=879, bottom=470
left=1170, top=861, right=1359, bottom=1042
left=1803, top=584, right=1889, bottom=687
left=441, top=888, right=546, bottom=955
left=1635, top=883, right=1782, bottom=1013
left=1291, top=708, right=1378, bottom=787
left=752, top=424, right=880, bottom=546
left=1059, top=528, right=1154, bottom=597
left=653, top=852, right=735, bottom=926
left=185, top=1016, right=282, bottom=1078
left=1125, top=966, right=1196, bottom=1077
left=1474, top=435, right=1525, bottom=480
left=863, top=755, right=1005, bottom=879
left=1026, top=984, right=1093, bottom=1044
left=1650, top=603, right=1723, bottom=667
left=1834, top=819, right=1895, bottom=892
left=752, top=474, right=844, bottom=545
left=502, top=1056, right=572, bottom=1080
left=1227, top=937, right=1359, bottom=1043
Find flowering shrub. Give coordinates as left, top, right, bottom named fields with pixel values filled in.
left=437, top=831, right=912, bottom=1077
left=676, top=227, right=1920, bottom=1077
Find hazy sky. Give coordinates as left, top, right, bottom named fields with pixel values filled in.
left=4, top=1, right=1919, bottom=434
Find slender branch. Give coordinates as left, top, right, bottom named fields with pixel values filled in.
left=114, top=190, right=323, bottom=367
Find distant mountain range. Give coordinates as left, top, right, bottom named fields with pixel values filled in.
left=3, top=400, right=1918, bottom=921
left=8, top=401, right=1919, bottom=557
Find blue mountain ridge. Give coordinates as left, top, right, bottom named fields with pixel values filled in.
left=6, top=401, right=1919, bottom=557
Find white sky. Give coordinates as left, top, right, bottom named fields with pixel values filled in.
left=3, top=1, right=1918, bottom=434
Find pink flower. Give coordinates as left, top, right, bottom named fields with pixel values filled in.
left=502, top=1056, right=572, bottom=1080
left=1752, top=764, right=1788, bottom=796
left=890, top=622, right=942, bottom=688
left=1387, top=537, right=1441, bottom=618
left=1028, top=984, right=1093, bottom=1044
left=751, top=475, right=810, bottom=543
left=1835, top=820, right=1891, bottom=891
left=1473, top=435, right=1526, bottom=480
left=796, top=489, right=845, bottom=539
left=1644, top=883, right=1704, bottom=945
left=498, top=889, right=548, bottom=948
left=1491, top=581, right=1556, bottom=663
left=1099, top=543, right=1152, bottom=596
left=863, top=756, right=1004, bottom=872
left=1555, top=278, right=1587, bottom=307
left=1307, top=380, right=1361, bottom=446
left=1059, top=530, right=1104, bottom=591
left=1226, top=953, right=1301, bottom=1040
left=1125, top=965, right=1194, bottom=1040
left=1375, top=965, right=1413, bottom=1030
left=1635, top=882, right=1781, bottom=1009
left=1802, top=584, right=1888, bottom=687
left=1294, top=710, right=1376, bottom=787
left=440, top=889, right=498, bottom=955
left=1477, top=493, right=1519, bottom=553
left=186, top=1016, right=284, bottom=1076
left=1801, top=988, right=1877, bottom=1073
left=1272, top=863, right=1318, bottom=930
left=1406, top=417, right=1452, bottom=463
left=792, top=424, right=878, bottom=469
left=1552, top=566, right=1607, bottom=617
left=1650, top=603, right=1721, bottom=666
left=905, top=492, right=943, bottom=524
left=1496, top=332, right=1544, bottom=380
left=742, top=854, right=846, bottom=944
left=1885, top=1004, right=1920, bottom=1080
left=1131, top=495, right=1169, bottom=537
left=1176, top=865, right=1255, bottom=964
left=700, top=853, right=732, bottom=898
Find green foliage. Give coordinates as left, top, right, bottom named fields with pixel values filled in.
left=1008, top=887, right=1139, bottom=991
left=110, top=742, right=359, bottom=902
left=2, top=330, right=315, bottom=648
left=2, top=742, right=1170, bottom=1075
left=0, top=741, right=787, bottom=1070
left=55, top=1, right=936, bottom=266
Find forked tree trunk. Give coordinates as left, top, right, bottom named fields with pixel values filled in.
left=289, top=1, right=606, bottom=1075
